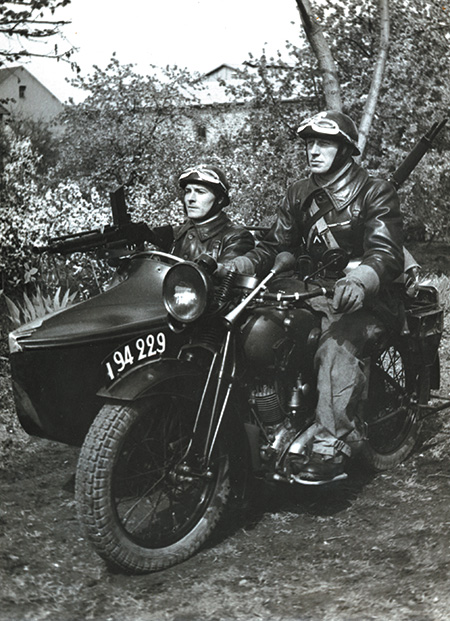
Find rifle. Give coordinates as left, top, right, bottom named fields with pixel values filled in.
left=36, top=186, right=157, bottom=257
left=389, top=117, right=448, bottom=189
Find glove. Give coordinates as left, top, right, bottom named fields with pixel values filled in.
left=221, top=256, right=255, bottom=276
left=332, top=264, right=380, bottom=314
left=332, top=278, right=366, bottom=313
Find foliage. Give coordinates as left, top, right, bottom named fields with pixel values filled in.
left=55, top=56, right=205, bottom=195
left=3, top=284, right=77, bottom=329
left=1, top=0, right=449, bottom=296
left=0, top=0, right=75, bottom=66
left=0, top=127, right=112, bottom=293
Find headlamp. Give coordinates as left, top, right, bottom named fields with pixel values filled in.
left=163, top=262, right=211, bottom=323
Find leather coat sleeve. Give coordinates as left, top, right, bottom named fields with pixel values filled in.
left=359, top=179, right=404, bottom=286
left=243, top=182, right=303, bottom=276
left=218, top=228, right=255, bottom=264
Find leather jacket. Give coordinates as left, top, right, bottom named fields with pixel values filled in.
left=154, top=211, right=255, bottom=263
left=246, top=161, right=404, bottom=286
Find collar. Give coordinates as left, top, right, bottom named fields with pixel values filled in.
left=174, top=211, right=230, bottom=242
left=311, top=160, right=369, bottom=212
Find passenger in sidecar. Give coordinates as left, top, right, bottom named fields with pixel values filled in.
left=149, top=164, right=254, bottom=263
left=8, top=165, right=254, bottom=447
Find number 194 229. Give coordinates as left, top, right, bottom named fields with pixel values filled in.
left=105, top=332, right=166, bottom=382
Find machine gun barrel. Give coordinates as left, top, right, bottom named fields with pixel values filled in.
left=390, top=118, right=447, bottom=189
left=42, top=222, right=154, bottom=255
left=35, top=186, right=156, bottom=255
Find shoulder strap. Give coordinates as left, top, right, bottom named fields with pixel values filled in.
left=302, top=189, right=336, bottom=241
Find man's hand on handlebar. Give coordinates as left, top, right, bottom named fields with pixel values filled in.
left=217, top=256, right=255, bottom=277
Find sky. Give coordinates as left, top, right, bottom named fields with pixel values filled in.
left=23, top=0, right=303, bottom=103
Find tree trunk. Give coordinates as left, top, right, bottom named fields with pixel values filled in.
left=295, top=0, right=342, bottom=110
left=357, top=0, right=390, bottom=158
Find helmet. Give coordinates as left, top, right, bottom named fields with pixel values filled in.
left=297, top=110, right=360, bottom=155
left=178, top=165, right=230, bottom=207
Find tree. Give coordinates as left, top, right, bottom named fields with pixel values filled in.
left=295, top=0, right=342, bottom=110
left=295, top=0, right=392, bottom=156
left=56, top=57, right=205, bottom=196
left=0, top=0, right=75, bottom=67
left=220, top=0, right=449, bottom=236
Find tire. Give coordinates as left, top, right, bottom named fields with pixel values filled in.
left=361, top=341, right=423, bottom=471
left=75, top=394, right=230, bottom=574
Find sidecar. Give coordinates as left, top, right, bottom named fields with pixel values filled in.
left=8, top=252, right=183, bottom=446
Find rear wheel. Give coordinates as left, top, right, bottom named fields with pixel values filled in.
left=361, top=341, right=424, bottom=471
left=75, top=394, right=230, bottom=574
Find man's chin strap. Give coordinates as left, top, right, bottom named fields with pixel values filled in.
left=309, top=142, right=355, bottom=186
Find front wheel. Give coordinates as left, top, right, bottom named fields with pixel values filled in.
left=361, top=341, right=424, bottom=471
left=75, top=394, right=230, bottom=574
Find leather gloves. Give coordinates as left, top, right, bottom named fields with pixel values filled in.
left=221, top=256, right=255, bottom=276
left=332, top=264, right=380, bottom=314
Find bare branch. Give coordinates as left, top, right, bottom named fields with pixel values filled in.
left=357, top=0, right=390, bottom=158
left=0, top=0, right=74, bottom=66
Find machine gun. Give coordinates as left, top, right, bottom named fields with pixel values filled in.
left=36, top=186, right=157, bottom=257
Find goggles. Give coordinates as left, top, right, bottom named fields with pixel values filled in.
left=178, top=167, right=228, bottom=193
left=297, top=113, right=356, bottom=147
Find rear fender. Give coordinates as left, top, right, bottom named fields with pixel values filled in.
left=97, top=358, right=205, bottom=402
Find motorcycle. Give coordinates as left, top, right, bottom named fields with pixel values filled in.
left=68, top=248, right=442, bottom=574
left=8, top=118, right=446, bottom=573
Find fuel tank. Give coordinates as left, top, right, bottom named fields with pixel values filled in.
left=240, top=276, right=321, bottom=372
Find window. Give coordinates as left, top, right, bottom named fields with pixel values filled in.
left=19, top=85, right=26, bottom=99
left=196, top=125, right=207, bottom=140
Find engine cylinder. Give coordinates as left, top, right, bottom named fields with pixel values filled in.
left=251, top=385, right=284, bottom=424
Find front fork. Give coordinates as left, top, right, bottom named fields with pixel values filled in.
left=176, top=328, right=237, bottom=480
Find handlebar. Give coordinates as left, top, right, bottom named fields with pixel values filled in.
left=261, top=285, right=329, bottom=303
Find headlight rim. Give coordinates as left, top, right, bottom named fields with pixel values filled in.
left=163, top=261, right=211, bottom=323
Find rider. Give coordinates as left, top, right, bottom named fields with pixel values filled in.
left=149, top=164, right=254, bottom=263
left=225, top=110, right=405, bottom=484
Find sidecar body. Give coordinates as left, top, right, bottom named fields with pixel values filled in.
left=8, top=253, right=183, bottom=446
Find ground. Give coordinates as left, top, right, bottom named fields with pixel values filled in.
left=1, top=243, right=450, bottom=621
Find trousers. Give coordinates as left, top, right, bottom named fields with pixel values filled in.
left=309, top=298, right=386, bottom=458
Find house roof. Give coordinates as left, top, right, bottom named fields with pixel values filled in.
left=187, top=62, right=305, bottom=107
left=0, top=65, right=62, bottom=104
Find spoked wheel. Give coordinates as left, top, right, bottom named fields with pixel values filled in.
left=361, top=341, right=424, bottom=471
left=75, top=394, right=230, bottom=574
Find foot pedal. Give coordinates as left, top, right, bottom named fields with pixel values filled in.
left=291, top=472, right=348, bottom=486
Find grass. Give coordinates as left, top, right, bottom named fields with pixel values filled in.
left=3, top=285, right=78, bottom=330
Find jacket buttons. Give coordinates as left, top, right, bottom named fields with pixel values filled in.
left=188, top=233, right=194, bottom=239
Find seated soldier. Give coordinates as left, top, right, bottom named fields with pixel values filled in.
left=150, top=164, right=254, bottom=263
left=225, top=110, right=405, bottom=485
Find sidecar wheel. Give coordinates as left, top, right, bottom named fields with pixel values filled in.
left=361, top=342, right=424, bottom=471
left=75, top=395, right=230, bottom=574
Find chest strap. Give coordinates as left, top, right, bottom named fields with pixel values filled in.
left=302, top=189, right=337, bottom=240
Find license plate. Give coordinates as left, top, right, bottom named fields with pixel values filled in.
left=104, top=331, right=166, bottom=383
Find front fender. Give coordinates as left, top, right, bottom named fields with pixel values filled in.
left=97, top=358, right=205, bottom=402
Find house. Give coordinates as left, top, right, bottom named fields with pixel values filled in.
left=0, top=66, right=63, bottom=124
left=184, top=63, right=306, bottom=143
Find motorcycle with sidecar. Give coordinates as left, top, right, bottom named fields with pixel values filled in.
left=8, top=239, right=443, bottom=574
left=8, top=118, right=448, bottom=571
